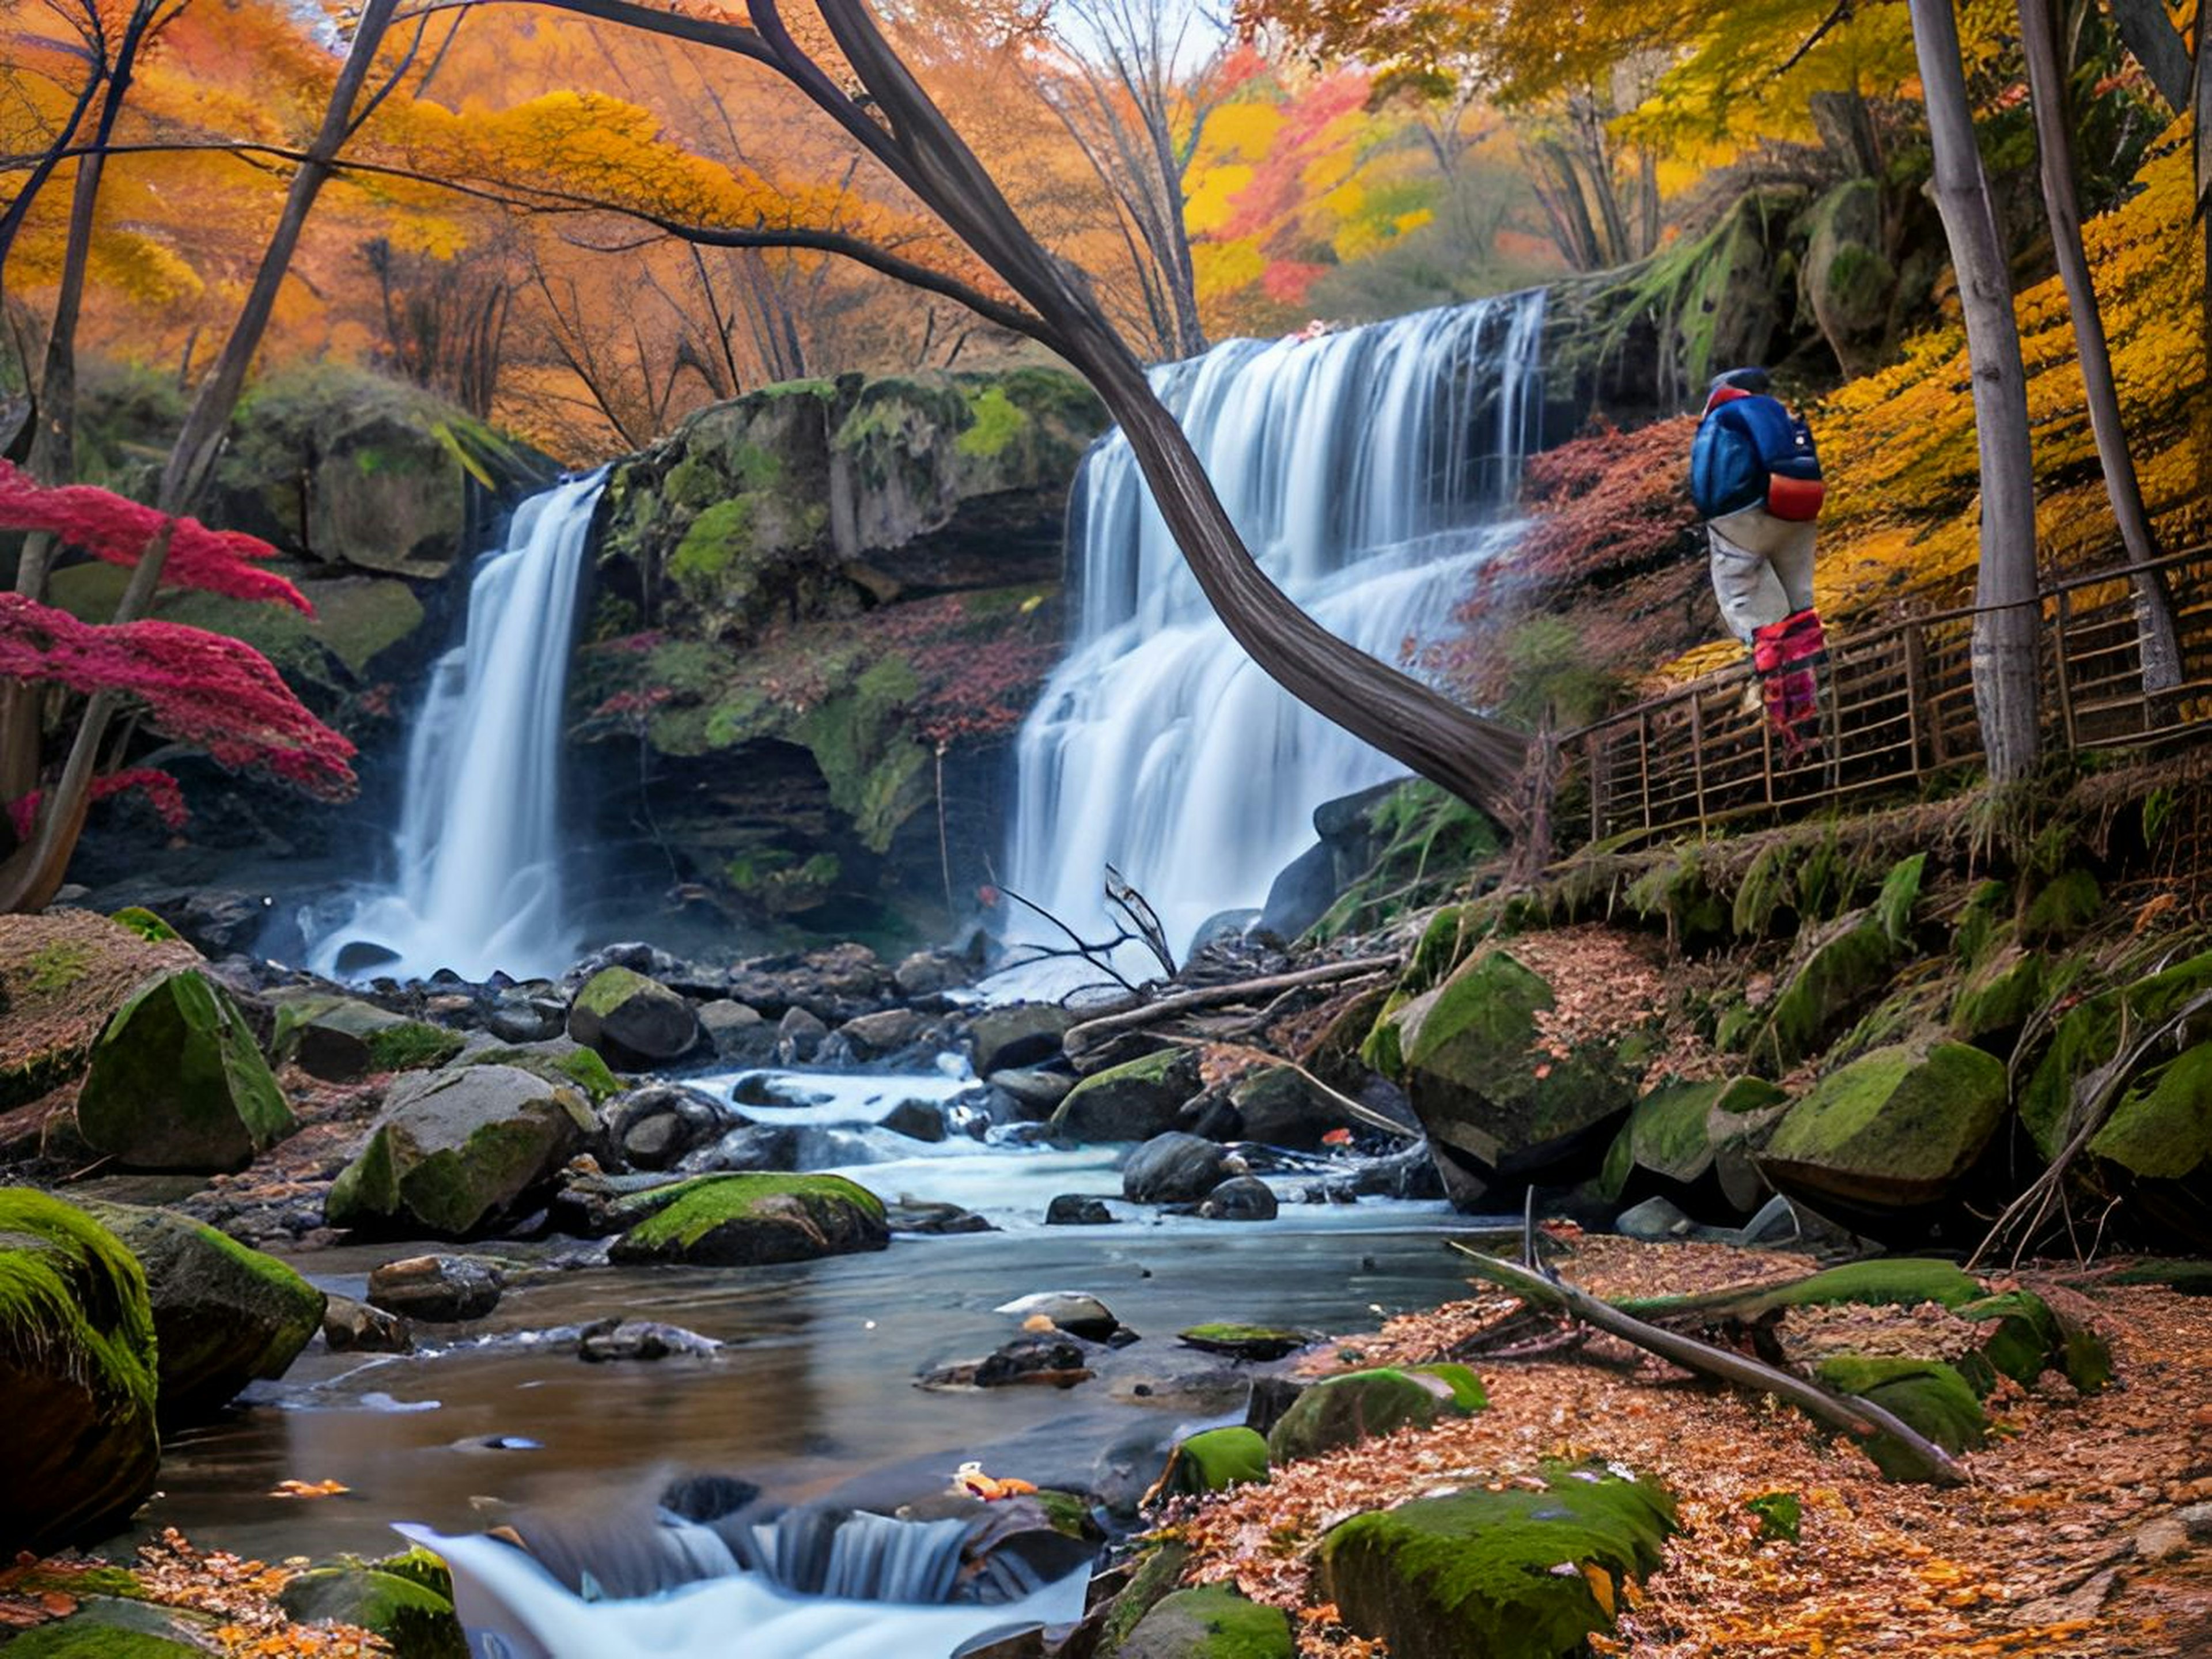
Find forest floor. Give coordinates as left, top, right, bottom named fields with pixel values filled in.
left=1172, top=1232, right=2212, bottom=1658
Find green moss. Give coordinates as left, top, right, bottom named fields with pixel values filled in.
left=2022, top=869, right=2100, bottom=944
left=1268, top=1367, right=1478, bottom=1463
left=0, top=1190, right=157, bottom=1418
left=1957, top=1290, right=2061, bottom=1388
left=1599, top=1076, right=1786, bottom=1201
left=1949, top=940, right=2046, bottom=1046
left=2021, top=948, right=2212, bottom=1156
left=362, top=1021, right=465, bottom=1073
left=1120, top=1584, right=1293, bottom=1658
left=1745, top=1491, right=1801, bottom=1543
left=278, top=1563, right=464, bottom=1659
left=1408, top=1361, right=1487, bottom=1412
left=463, top=1046, right=621, bottom=1104
left=1761, top=1040, right=2007, bottom=1208
left=1732, top=843, right=1796, bottom=937
left=1318, top=1461, right=1675, bottom=1659
left=108, top=908, right=180, bottom=944
left=1756, top=917, right=1897, bottom=1070
left=372, top=1547, right=455, bottom=1601
left=1951, top=880, right=2011, bottom=968
left=956, top=385, right=1029, bottom=457
left=574, top=966, right=658, bottom=1020
left=1872, top=853, right=1926, bottom=948
left=2089, top=1041, right=2212, bottom=1179
left=28, top=942, right=96, bottom=994
left=1154, top=1426, right=1271, bottom=1498
left=0, top=1628, right=207, bottom=1657
left=1031, top=1489, right=1099, bottom=1539
left=1097, top=1539, right=1191, bottom=1654
left=1814, top=1355, right=1986, bottom=1474
left=609, top=1173, right=888, bottom=1266
left=76, top=969, right=294, bottom=1172
left=669, top=498, right=759, bottom=592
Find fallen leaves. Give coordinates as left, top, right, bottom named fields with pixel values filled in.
left=268, top=1479, right=350, bottom=1501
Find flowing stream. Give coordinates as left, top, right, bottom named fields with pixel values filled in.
left=1005, top=291, right=1546, bottom=960
left=306, top=472, right=606, bottom=983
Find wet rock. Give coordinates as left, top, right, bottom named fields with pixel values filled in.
left=1200, top=1175, right=1278, bottom=1221
left=1177, top=1324, right=1309, bottom=1362
left=76, top=968, right=295, bottom=1173
left=879, top=1097, right=948, bottom=1142
left=893, top=949, right=973, bottom=998
left=1230, top=1066, right=1357, bottom=1150
left=1116, top=1584, right=1293, bottom=1658
left=1122, top=1131, right=1234, bottom=1203
left=725, top=944, right=893, bottom=1024
left=0, top=1190, right=160, bottom=1552
left=839, top=1006, right=929, bottom=1058
left=270, top=993, right=465, bottom=1082
left=1596, top=1075, right=1789, bottom=1218
left=278, top=1559, right=465, bottom=1659
left=577, top=1317, right=720, bottom=1362
left=606, top=1173, right=889, bottom=1266
left=988, top=1066, right=1075, bottom=1120
left=1051, top=1045, right=1200, bottom=1146
left=681, top=1123, right=801, bottom=1173
left=77, top=1200, right=326, bottom=1424
left=968, top=1003, right=1078, bottom=1075
left=487, top=984, right=567, bottom=1044
left=366, top=1254, right=505, bottom=1322
left=696, top=999, right=770, bottom=1060
left=884, top=1198, right=994, bottom=1234
left=995, top=1291, right=1120, bottom=1342
left=1045, top=1195, right=1116, bottom=1226
left=1176, top=1090, right=1243, bottom=1142
left=974, top=1333, right=1094, bottom=1388
left=601, top=1082, right=729, bottom=1172
left=1147, top=1426, right=1271, bottom=1502
left=1617, top=1195, right=1696, bottom=1241
left=1343, top=1143, right=1445, bottom=1200
left=1267, top=1364, right=1485, bottom=1463
left=660, top=1473, right=763, bottom=1524
left=775, top=1005, right=829, bottom=1063
left=325, top=1064, right=594, bottom=1238
left=323, top=1294, right=413, bottom=1353
left=566, top=967, right=703, bottom=1068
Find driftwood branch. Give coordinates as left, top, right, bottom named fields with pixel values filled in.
left=1449, top=1245, right=1970, bottom=1486
left=1061, top=955, right=1400, bottom=1058
left=1153, top=1033, right=1419, bottom=1142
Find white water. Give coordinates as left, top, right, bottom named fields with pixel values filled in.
left=308, top=472, right=605, bottom=983
left=1005, top=291, right=1546, bottom=961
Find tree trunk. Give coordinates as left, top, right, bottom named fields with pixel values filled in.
left=2104, top=0, right=2193, bottom=108
left=1909, top=0, right=2042, bottom=781
left=2021, top=0, right=2183, bottom=692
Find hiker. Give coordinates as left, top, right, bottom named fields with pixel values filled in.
left=1690, top=366, right=1827, bottom=749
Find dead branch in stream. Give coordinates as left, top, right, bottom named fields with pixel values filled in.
left=1062, top=956, right=1400, bottom=1063
left=1448, top=1244, right=1971, bottom=1486
left=1154, top=1033, right=1419, bottom=1141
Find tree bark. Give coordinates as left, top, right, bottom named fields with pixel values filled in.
left=2103, top=0, right=2193, bottom=109
left=1909, top=0, right=2042, bottom=781
left=2021, top=0, right=2183, bottom=692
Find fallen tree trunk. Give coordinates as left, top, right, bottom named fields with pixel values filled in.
left=1061, top=955, right=1400, bottom=1065
left=1449, top=1245, right=1970, bottom=1486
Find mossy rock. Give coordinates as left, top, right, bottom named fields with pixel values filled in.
left=278, top=1562, right=465, bottom=1658
left=2089, top=1041, right=2212, bottom=1180
left=1758, top=1040, right=2008, bottom=1213
left=325, top=1065, right=595, bottom=1238
left=2020, top=947, right=2212, bottom=1158
left=1267, top=1365, right=1484, bottom=1463
left=567, top=967, right=702, bottom=1068
left=1753, top=913, right=1898, bottom=1071
left=1949, top=938, right=2046, bottom=1050
left=607, top=1173, right=888, bottom=1266
left=1150, top=1426, right=1271, bottom=1501
left=108, top=907, right=181, bottom=944
left=1380, top=948, right=1642, bottom=1183
left=464, top=1043, right=622, bottom=1104
left=1950, top=880, right=2013, bottom=969
left=271, top=993, right=463, bottom=1081
left=0, top=1626, right=210, bottom=1657
left=1048, top=1047, right=1202, bottom=1144
left=1956, top=1288, right=2108, bottom=1393
left=1317, top=1461, right=1676, bottom=1659
left=76, top=1200, right=325, bottom=1425
left=1093, top=1538, right=1191, bottom=1657
left=0, top=1189, right=160, bottom=1552
left=1596, top=1076, right=1787, bottom=1208
left=1111, top=1582, right=1293, bottom=1658
left=2022, top=870, right=2101, bottom=945
left=1177, top=1324, right=1310, bottom=1361
left=76, top=968, right=294, bottom=1173
left=1814, top=1355, right=1986, bottom=1476
left=1620, top=1257, right=1983, bottom=1324
left=0, top=913, right=202, bottom=1114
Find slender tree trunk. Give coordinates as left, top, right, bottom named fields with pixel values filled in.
left=1909, top=0, right=2043, bottom=781
left=1, top=0, right=402, bottom=912
left=2104, top=0, right=2193, bottom=108
left=2021, top=0, right=2183, bottom=692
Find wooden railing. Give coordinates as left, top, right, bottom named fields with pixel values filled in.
left=1549, top=545, right=2212, bottom=850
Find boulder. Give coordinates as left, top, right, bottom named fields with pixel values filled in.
left=838, top=1006, right=929, bottom=1057
left=696, top=999, right=770, bottom=1059
left=683, top=1123, right=801, bottom=1173
left=1800, top=179, right=1897, bottom=377
left=1053, top=1049, right=1203, bottom=1145
left=1267, top=1364, right=1485, bottom=1463
left=1317, top=1461, right=1676, bottom=1659
left=1229, top=1066, right=1358, bottom=1150
left=75, top=968, right=294, bottom=1172
left=879, top=1097, right=948, bottom=1142
left=606, top=1173, right=888, bottom=1266
left=1112, top=1584, right=1293, bottom=1659
left=323, top=1294, right=412, bottom=1353
left=884, top=1197, right=993, bottom=1234
left=1045, top=1195, right=1116, bottom=1226
left=1200, top=1175, right=1279, bottom=1221
left=1812, top=1355, right=1986, bottom=1479
left=988, top=1066, right=1075, bottom=1119
left=994, top=1290, right=1120, bottom=1342
left=776, top=1005, right=829, bottom=1062
left=577, top=1317, right=720, bottom=1362
left=487, top=984, right=567, bottom=1043
left=1752, top=912, right=1897, bottom=1070
left=893, top=949, right=974, bottom=998
left=1147, top=1427, right=1271, bottom=1501
left=1596, top=1076, right=1788, bottom=1216
left=1758, top=1040, right=2008, bottom=1214
left=1123, top=1132, right=1236, bottom=1203
left=1948, top=937, right=2046, bottom=1050
left=968, top=1003, right=1077, bottom=1075
left=462, top=1040, right=622, bottom=1104
left=366, top=1254, right=505, bottom=1322
left=270, top=993, right=464, bottom=1081
left=277, top=1559, right=465, bottom=1659
left=567, top=967, right=702, bottom=1067
left=325, top=1064, right=595, bottom=1237
left=1374, top=948, right=1642, bottom=1190
left=2019, top=946, right=2212, bottom=1158
left=1178, top=1324, right=1309, bottom=1362
left=75, top=1200, right=325, bottom=1423
left=0, top=1190, right=161, bottom=1552
left=2083, top=1040, right=2212, bottom=1248
left=601, top=1082, right=729, bottom=1171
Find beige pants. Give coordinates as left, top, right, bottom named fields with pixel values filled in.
left=1708, top=506, right=1817, bottom=645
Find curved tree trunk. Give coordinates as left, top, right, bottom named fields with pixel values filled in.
left=1908, top=0, right=2042, bottom=782
left=2021, top=0, right=2183, bottom=694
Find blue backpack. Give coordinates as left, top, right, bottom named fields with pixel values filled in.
left=1691, top=393, right=1824, bottom=522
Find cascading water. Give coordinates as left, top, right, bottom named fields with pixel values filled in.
left=308, top=471, right=605, bottom=982
left=1005, top=290, right=1547, bottom=959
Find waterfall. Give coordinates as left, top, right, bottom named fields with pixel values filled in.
left=308, top=471, right=605, bottom=983
left=1004, top=290, right=1546, bottom=960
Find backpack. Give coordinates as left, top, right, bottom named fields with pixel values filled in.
left=1690, top=392, right=1825, bottom=522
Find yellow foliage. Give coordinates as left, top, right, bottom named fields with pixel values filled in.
left=1185, top=164, right=1256, bottom=234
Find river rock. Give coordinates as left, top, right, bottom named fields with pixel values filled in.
left=367, top=1253, right=505, bottom=1321
left=995, top=1290, right=1120, bottom=1342
left=76, top=1200, right=325, bottom=1423
left=1149, top=1426, right=1271, bottom=1501
left=1596, top=1075, right=1788, bottom=1218
left=1758, top=1040, right=2008, bottom=1215
left=988, top=1066, right=1075, bottom=1120
left=1371, top=948, right=1643, bottom=1195
left=879, top=1096, right=948, bottom=1142
left=776, top=1005, right=829, bottom=1063
left=487, top=983, right=568, bottom=1043
left=601, top=1082, right=729, bottom=1171
left=696, top=998, right=770, bottom=1059
left=1045, top=1195, right=1115, bottom=1225
left=968, top=1003, right=1078, bottom=1075
left=884, top=1197, right=994, bottom=1234
left=578, top=1317, right=720, bottom=1362
left=323, top=1294, right=413, bottom=1353
left=683, top=1123, right=801, bottom=1173
left=278, top=1559, right=465, bottom=1658
left=1229, top=1066, right=1356, bottom=1150
left=0, top=1190, right=161, bottom=1552
left=1200, top=1175, right=1278, bottom=1221
left=1114, top=1584, right=1293, bottom=1658
left=893, top=948, right=973, bottom=998
left=1054, top=1049, right=1203, bottom=1145
left=325, top=1064, right=595, bottom=1237
left=839, top=1006, right=929, bottom=1058
left=270, top=992, right=464, bottom=1081
left=75, top=968, right=294, bottom=1172
left=1317, top=1462, right=1676, bottom=1659
left=607, top=1173, right=888, bottom=1266
left=973, top=1332, right=1094, bottom=1388
left=1122, top=1131, right=1235, bottom=1202
left=1179, top=1324, right=1308, bottom=1362
left=567, top=967, right=702, bottom=1067
left=1267, top=1364, right=1486, bottom=1463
